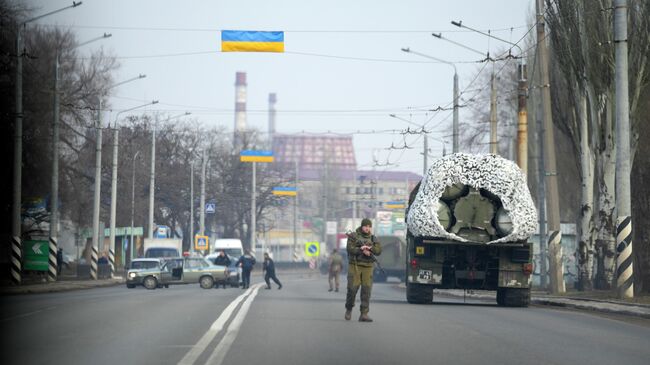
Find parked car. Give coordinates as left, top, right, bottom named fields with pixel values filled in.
left=126, top=257, right=228, bottom=290
left=205, top=252, right=241, bottom=287
left=126, top=258, right=165, bottom=288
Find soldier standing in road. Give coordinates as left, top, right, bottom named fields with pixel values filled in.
left=236, top=250, right=256, bottom=289
left=328, top=248, right=343, bottom=292
left=345, top=218, right=381, bottom=322
left=262, top=253, right=282, bottom=290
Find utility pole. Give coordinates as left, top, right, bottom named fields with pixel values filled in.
left=536, top=0, right=564, bottom=294
left=490, top=72, right=498, bottom=155
left=12, top=1, right=82, bottom=286
left=189, top=162, right=194, bottom=253
left=423, top=134, right=429, bottom=176
left=111, top=101, right=157, bottom=278
left=90, top=102, right=102, bottom=280
left=50, top=33, right=111, bottom=281
left=251, top=161, right=256, bottom=252
left=130, top=151, right=140, bottom=264
left=148, top=121, right=156, bottom=239
left=614, top=0, right=633, bottom=298
left=537, top=103, right=548, bottom=289
left=453, top=72, right=459, bottom=153
left=517, top=62, right=529, bottom=176
left=200, top=150, right=207, bottom=236
left=48, top=53, right=61, bottom=282
left=293, top=159, right=298, bottom=259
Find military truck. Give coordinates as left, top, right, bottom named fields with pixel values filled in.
left=405, top=153, right=537, bottom=307
left=373, top=235, right=406, bottom=282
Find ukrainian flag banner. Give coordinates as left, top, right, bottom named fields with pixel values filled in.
left=221, top=30, right=284, bottom=53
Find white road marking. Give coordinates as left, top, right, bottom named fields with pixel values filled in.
left=177, top=286, right=255, bottom=365
left=204, top=284, right=262, bottom=365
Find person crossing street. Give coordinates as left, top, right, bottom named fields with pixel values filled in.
left=262, top=252, right=282, bottom=290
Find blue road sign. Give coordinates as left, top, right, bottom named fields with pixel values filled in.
left=206, top=203, right=216, bottom=213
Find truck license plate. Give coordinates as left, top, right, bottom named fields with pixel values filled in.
left=418, top=270, right=432, bottom=280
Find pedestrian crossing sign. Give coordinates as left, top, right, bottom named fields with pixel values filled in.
left=195, top=235, right=209, bottom=251
left=304, top=242, right=320, bottom=257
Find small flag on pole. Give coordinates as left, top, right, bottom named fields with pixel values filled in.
left=221, top=30, right=284, bottom=53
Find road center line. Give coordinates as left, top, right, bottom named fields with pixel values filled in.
left=177, top=286, right=254, bottom=365
left=204, top=284, right=262, bottom=365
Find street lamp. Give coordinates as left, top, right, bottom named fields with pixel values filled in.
left=401, top=47, right=459, bottom=154
left=90, top=74, right=146, bottom=280
left=450, top=21, right=528, bottom=173
left=49, top=32, right=111, bottom=282
left=149, top=112, right=191, bottom=243
left=11, top=1, right=82, bottom=285
left=129, top=150, right=141, bottom=265
left=109, top=100, right=158, bottom=278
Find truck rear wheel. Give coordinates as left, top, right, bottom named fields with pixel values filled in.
left=496, top=288, right=530, bottom=307
left=406, top=283, right=433, bottom=304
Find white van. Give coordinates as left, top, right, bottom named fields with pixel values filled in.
left=212, top=239, right=244, bottom=258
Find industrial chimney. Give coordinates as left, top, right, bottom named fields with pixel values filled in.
left=268, top=93, right=277, bottom=148
left=234, top=72, right=247, bottom=149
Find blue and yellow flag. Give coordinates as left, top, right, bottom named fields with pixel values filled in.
left=221, top=30, right=284, bottom=53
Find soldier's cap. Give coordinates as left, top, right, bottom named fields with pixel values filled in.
left=361, top=218, right=372, bottom=227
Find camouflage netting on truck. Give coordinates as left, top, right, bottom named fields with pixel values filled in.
left=407, top=153, right=537, bottom=244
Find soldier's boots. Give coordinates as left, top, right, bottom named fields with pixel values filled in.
left=344, top=309, right=352, bottom=321
left=359, top=313, right=373, bottom=322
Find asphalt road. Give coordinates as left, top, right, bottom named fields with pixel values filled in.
left=2, top=272, right=649, bottom=365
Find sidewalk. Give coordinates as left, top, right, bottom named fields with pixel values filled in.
left=430, top=288, right=650, bottom=319
left=0, top=276, right=124, bottom=296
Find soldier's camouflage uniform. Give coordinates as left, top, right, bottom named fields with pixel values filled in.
left=345, top=227, right=382, bottom=315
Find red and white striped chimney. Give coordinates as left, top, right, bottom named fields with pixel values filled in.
left=234, top=72, right=247, bottom=148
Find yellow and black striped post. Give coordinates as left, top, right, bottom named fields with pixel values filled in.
left=48, top=237, right=58, bottom=281
left=90, top=246, right=98, bottom=280
left=547, top=230, right=566, bottom=293
left=10, top=236, right=22, bottom=285
left=108, top=248, right=115, bottom=278
left=616, top=216, right=633, bottom=298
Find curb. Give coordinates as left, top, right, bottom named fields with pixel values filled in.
left=0, top=279, right=124, bottom=296
left=424, top=288, right=650, bottom=319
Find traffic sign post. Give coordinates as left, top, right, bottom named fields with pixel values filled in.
left=240, top=150, right=274, bottom=257
left=24, top=240, right=49, bottom=271
left=304, top=241, right=320, bottom=257
left=194, top=235, right=209, bottom=252
left=205, top=203, right=216, bottom=214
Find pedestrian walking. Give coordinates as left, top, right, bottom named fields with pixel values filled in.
left=345, top=218, right=381, bottom=322
left=213, top=250, right=231, bottom=288
left=56, top=248, right=64, bottom=276
left=328, top=248, right=343, bottom=292
left=236, top=250, right=256, bottom=289
left=262, top=253, right=282, bottom=290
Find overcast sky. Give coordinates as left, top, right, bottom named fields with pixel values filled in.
left=27, top=0, right=534, bottom=175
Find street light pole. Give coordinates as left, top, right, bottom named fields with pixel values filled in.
left=109, top=100, right=158, bottom=278
left=49, top=33, right=111, bottom=282
left=11, top=1, right=82, bottom=286
left=401, top=47, right=459, bottom=154
left=148, top=112, right=190, bottom=242
left=130, top=150, right=141, bottom=265
left=91, top=74, right=146, bottom=280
